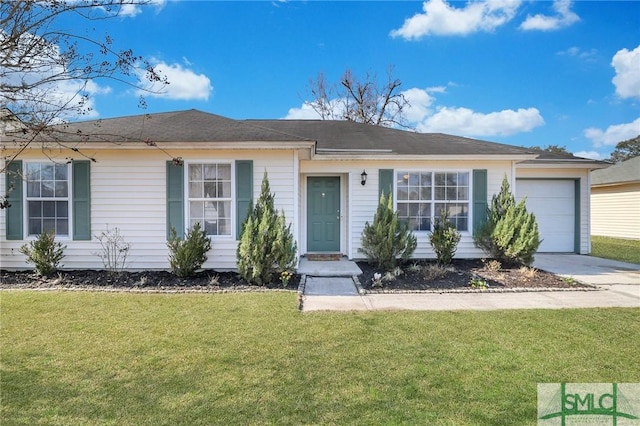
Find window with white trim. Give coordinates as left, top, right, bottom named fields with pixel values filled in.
left=188, top=163, right=232, bottom=236
left=25, top=162, right=70, bottom=236
left=396, top=171, right=469, bottom=232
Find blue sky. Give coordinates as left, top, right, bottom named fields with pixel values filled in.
left=60, top=1, right=639, bottom=159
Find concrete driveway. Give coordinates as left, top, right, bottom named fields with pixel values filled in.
left=533, top=254, right=640, bottom=299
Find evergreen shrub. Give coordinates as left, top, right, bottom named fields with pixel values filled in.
left=167, top=222, right=212, bottom=278
left=237, top=172, right=297, bottom=286
left=429, top=209, right=461, bottom=265
left=473, top=176, right=541, bottom=266
left=19, top=231, right=66, bottom=276
left=359, top=192, right=417, bottom=271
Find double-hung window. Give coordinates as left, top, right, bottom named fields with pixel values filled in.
left=25, top=162, right=70, bottom=236
left=396, top=171, right=469, bottom=232
left=188, top=163, right=232, bottom=236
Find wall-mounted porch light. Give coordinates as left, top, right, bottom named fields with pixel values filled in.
left=360, top=170, right=368, bottom=186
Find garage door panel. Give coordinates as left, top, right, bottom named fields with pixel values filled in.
left=516, top=180, right=575, bottom=253
left=522, top=198, right=573, bottom=214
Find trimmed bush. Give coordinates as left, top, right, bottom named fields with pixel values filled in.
left=359, top=192, right=417, bottom=271
left=429, top=209, right=461, bottom=265
left=167, top=222, right=212, bottom=278
left=474, top=176, right=541, bottom=266
left=19, top=232, right=65, bottom=276
left=237, top=171, right=297, bottom=286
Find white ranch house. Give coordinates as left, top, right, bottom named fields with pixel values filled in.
left=1, top=109, right=606, bottom=271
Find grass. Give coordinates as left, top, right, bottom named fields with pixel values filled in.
left=591, top=235, right=640, bottom=264
left=2, top=292, right=639, bottom=425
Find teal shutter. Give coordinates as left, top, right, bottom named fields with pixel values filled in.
left=235, top=160, right=253, bottom=239
left=72, top=161, right=91, bottom=240
left=379, top=169, right=394, bottom=201
left=472, top=169, right=488, bottom=234
left=5, top=160, right=23, bottom=240
left=166, top=161, right=184, bottom=239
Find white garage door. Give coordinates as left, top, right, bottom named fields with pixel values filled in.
left=516, top=179, right=575, bottom=252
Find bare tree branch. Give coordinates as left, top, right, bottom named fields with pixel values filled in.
left=306, top=66, right=411, bottom=129
left=1, top=1, right=175, bottom=208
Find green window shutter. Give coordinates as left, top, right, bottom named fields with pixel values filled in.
left=72, top=161, right=91, bottom=240
left=5, top=160, right=23, bottom=240
left=472, top=169, right=488, bottom=234
left=379, top=169, right=394, bottom=201
left=235, top=160, right=253, bottom=239
left=166, top=161, right=184, bottom=239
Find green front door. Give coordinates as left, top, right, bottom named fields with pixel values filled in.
left=307, top=177, right=340, bottom=252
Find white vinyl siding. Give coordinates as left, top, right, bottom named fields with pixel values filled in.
left=1, top=149, right=297, bottom=270
left=300, top=159, right=514, bottom=260
left=591, top=183, right=640, bottom=240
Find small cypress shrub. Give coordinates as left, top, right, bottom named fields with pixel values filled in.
left=167, top=222, right=212, bottom=278
left=359, top=192, right=417, bottom=271
left=237, top=171, right=297, bottom=286
left=19, top=231, right=66, bottom=276
left=474, top=175, right=541, bottom=266
left=429, top=209, right=461, bottom=265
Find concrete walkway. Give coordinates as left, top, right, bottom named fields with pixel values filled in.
left=300, top=255, right=640, bottom=312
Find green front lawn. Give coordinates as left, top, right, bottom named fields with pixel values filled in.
left=2, top=292, right=639, bottom=425
left=591, top=235, right=640, bottom=264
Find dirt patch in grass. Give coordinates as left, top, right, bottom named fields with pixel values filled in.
left=0, top=269, right=300, bottom=292
left=357, top=259, right=591, bottom=292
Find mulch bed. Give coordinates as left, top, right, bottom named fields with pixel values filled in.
left=1, top=259, right=593, bottom=293
left=357, top=259, right=594, bottom=293
left=0, top=269, right=300, bottom=292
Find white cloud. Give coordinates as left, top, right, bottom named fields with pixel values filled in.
left=573, top=150, right=606, bottom=160
left=557, top=46, right=597, bottom=61
left=137, top=60, right=213, bottom=101
left=611, top=45, right=640, bottom=100
left=285, top=86, right=545, bottom=138
left=401, top=88, right=437, bottom=123
left=584, top=117, right=640, bottom=147
left=416, top=106, right=544, bottom=136
left=520, top=0, right=579, bottom=31
left=0, top=31, right=111, bottom=122
left=117, top=0, right=166, bottom=18
left=284, top=102, right=323, bottom=120
left=390, top=0, right=521, bottom=39
left=285, top=87, right=438, bottom=123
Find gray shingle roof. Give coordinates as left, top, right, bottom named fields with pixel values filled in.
left=591, top=156, right=640, bottom=185
left=246, top=119, right=536, bottom=156
left=2, top=109, right=605, bottom=163
left=10, top=109, right=312, bottom=143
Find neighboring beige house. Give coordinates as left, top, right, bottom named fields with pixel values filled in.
left=1, top=110, right=606, bottom=271
left=591, top=156, right=640, bottom=240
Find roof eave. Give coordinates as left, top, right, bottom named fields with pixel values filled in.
left=517, top=159, right=609, bottom=169
left=592, top=180, right=640, bottom=187
left=312, top=153, right=538, bottom=161
left=2, top=140, right=317, bottom=151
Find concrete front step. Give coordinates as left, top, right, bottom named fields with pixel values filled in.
left=297, top=257, right=362, bottom=277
